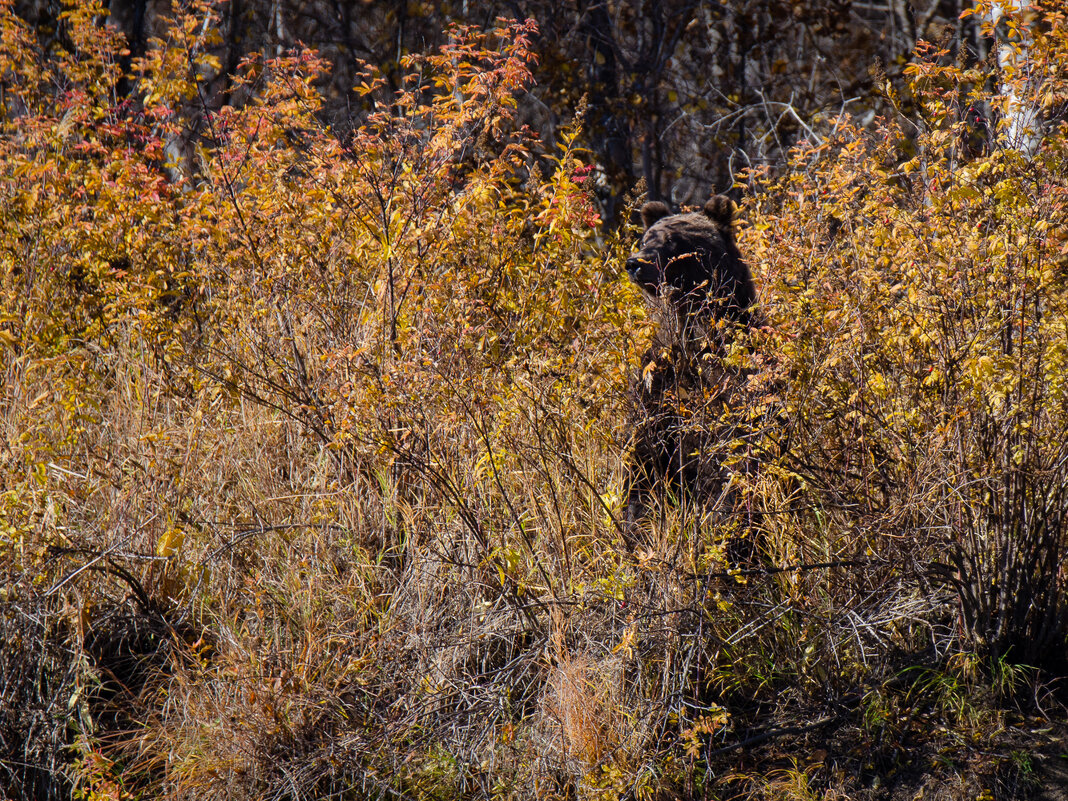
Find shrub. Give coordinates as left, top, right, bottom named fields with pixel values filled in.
left=1, top=2, right=642, bottom=796
left=745, top=0, right=1068, bottom=668
left=3, top=0, right=1068, bottom=797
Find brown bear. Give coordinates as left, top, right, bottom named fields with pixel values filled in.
left=623, top=195, right=759, bottom=535
left=625, top=196, right=756, bottom=326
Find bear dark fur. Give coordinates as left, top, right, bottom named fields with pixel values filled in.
left=623, top=195, right=759, bottom=535
left=625, top=195, right=756, bottom=326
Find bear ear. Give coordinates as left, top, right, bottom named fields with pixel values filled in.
left=640, top=201, right=672, bottom=229
left=703, top=195, right=735, bottom=228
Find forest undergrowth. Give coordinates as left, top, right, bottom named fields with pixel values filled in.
left=2, top=1, right=1068, bottom=799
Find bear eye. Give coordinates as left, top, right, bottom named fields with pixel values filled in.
left=672, top=239, right=702, bottom=258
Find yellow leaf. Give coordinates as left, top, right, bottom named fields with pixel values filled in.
left=157, top=525, right=185, bottom=558
left=612, top=625, right=636, bottom=657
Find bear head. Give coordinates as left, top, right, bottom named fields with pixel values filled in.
left=625, top=195, right=756, bottom=323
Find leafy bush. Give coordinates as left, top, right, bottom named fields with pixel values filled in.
left=746, top=2, right=1068, bottom=669
left=2, top=0, right=1068, bottom=799
left=1, top=2, right=641, bottom=797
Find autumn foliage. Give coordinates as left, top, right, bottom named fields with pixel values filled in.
left=2, top=0, right=1068, bottom=799
left=747, top=10, right=1068, bottom=668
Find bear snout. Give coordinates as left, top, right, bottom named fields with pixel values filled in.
left=626, top=253, right=661, bottom=288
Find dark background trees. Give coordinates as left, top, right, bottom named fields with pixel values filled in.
left=17, top=0, right=983, bottom=221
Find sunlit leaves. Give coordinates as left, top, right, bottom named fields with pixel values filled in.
left=745, top=3, right=1068, bottom=662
